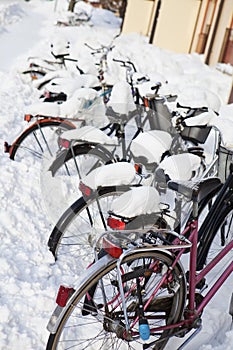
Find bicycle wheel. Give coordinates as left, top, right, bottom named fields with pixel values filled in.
left=49, top=143, right=114, bottom=178
left=9, top=119, right=75, bottom=164
left=48, top=185, right=133, bottom=268
left=197, top=199, right=233, bottom=271
left=40, top=145, right=115, bottom=222
left=46, top=250, right=186, bottom=350
left=48, top=176, right=222, bottom=269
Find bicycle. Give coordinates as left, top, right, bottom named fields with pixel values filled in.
left=47, top=85, right=167, bottom=175
left=4, top=37, right=120, bottom=165
left=46, top=163, right=233, bottom=349
left=43, top=90, right=220, bottom=230
left=45, top=77, right=229, bottom=267
left=4, top=87, right=110, bottom=163
left=4, top=116, right=76, bottom=163
left=55, top=8, right=92, bottom=27
left=47, top=81, right=221, bottom=187
left=47, top=150, right=221, bottom=269
left=22, top=42, right=83, bottom=84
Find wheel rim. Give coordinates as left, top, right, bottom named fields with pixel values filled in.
left=50, top=251, right=186, bottom=350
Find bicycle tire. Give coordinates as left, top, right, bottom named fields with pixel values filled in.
left=197, top=196, right=233, bottom=271
left=9, top=119, right=75, bottom=163
left=48, top=185, right=136, bottom=267
left=49, top=143, right=114, bottom=178
left=48, top=177, right=221, bottom=269
left=40, top=145, right=116, bottom=227
left=46, top=249, right=186, bottom=350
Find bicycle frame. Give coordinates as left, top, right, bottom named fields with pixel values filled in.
left=108, top=217, right=233, bottom=347
left=53, top=107, right=150, bottom=180
left=98, top=167, right=233, bottom=343
left=177, top=219, right=233, bottom=322
left=46, top=209, right=233, bottom=346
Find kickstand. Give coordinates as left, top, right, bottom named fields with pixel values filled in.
left=177, top=326, right=202, bottom=350
left=229, top=293, right=233, bottom=329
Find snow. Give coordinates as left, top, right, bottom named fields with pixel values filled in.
left=81, top=162, right=136, bottom=189
left=158, top=153, right=201, bottom=181
left=130, top=130, right=173, bottom=164
left=107, top=80, right=136, bottom=114
left=0, top=1, right=233, bottom=349
left=60, top=125, right=116, bottom=144
left=110, top=186, right=160, bottom=218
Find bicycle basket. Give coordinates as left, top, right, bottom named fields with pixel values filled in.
left=218, top=145, right=233, bottom=182
left=180, top=125, right=211, bottom=144
left=148, top=97, right=175, bottom=133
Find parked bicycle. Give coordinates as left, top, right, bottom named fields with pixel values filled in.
left=47, top=149, right=221, bottom=269
left=21, top=40, right=82, bottom=83
left=4, top=87, right=110, bottom=164
left=47, top=78, right=221, bottom=188
left=46, top=163, right=233, bottom=349
left=4, top=38, right=123, bottom=165
left=41, top=86, right=220, bottom=228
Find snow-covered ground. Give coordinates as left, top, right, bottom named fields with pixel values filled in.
left=0, top=1, right=233, bottom=349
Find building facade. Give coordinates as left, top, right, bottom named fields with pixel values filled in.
left=122, top=0, right=233, bottom=67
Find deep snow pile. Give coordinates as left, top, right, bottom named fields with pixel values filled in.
left=0, top=1, right=233, bottom=349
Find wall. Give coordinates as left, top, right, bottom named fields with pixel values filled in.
left=122, top=0, right=156, bottom=36
left=151, top=0, right=201, bottom=53
left=121, top=0, right=233, bottom=65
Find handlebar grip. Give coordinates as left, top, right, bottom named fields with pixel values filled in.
left=176, top=102, right=208, bottom=112
left=151, top=82, right=162, bottom=90
left=113, top=58, right=125, bottom=64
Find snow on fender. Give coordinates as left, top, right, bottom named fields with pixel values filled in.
left=81, top=162, right=136, bottom=190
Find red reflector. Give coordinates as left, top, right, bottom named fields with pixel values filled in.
left=102, top=236, right=123, bottom=258
left=79, top=181, right=92, bottom=196
left=134, top=163, right=142, bottom=174
left=24, top=114, right=32, bottom=122
left=44, top=90, right=51, bottom=99
left=56, top=285, right=75, bottom=307
left=107, top=217, right=126, bottom=230
left=144, top=98, right=149, bottom=108
left=59, top=137, right=70, bottom=149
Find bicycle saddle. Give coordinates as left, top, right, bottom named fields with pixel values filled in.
left=44, top=74, right=100, bottom=97
left=106, top=81, right=137, bottom=123
left=105, top=106, right=138, bottom=124
left=130, top=130, right=173, bottom=165
left=109, top=186, right=160, bottom=218
left=156, top=153, right=201, bottom=182
left=80, top=162, right=137, bottom=191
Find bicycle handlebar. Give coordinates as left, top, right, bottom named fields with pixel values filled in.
left=112, top=58, right=137, bottom=72
left=176, top=102, right=209, bottom=113
left=84, top=42, right=115, bottom=56
left=85, top=32, right=120, bottom=53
